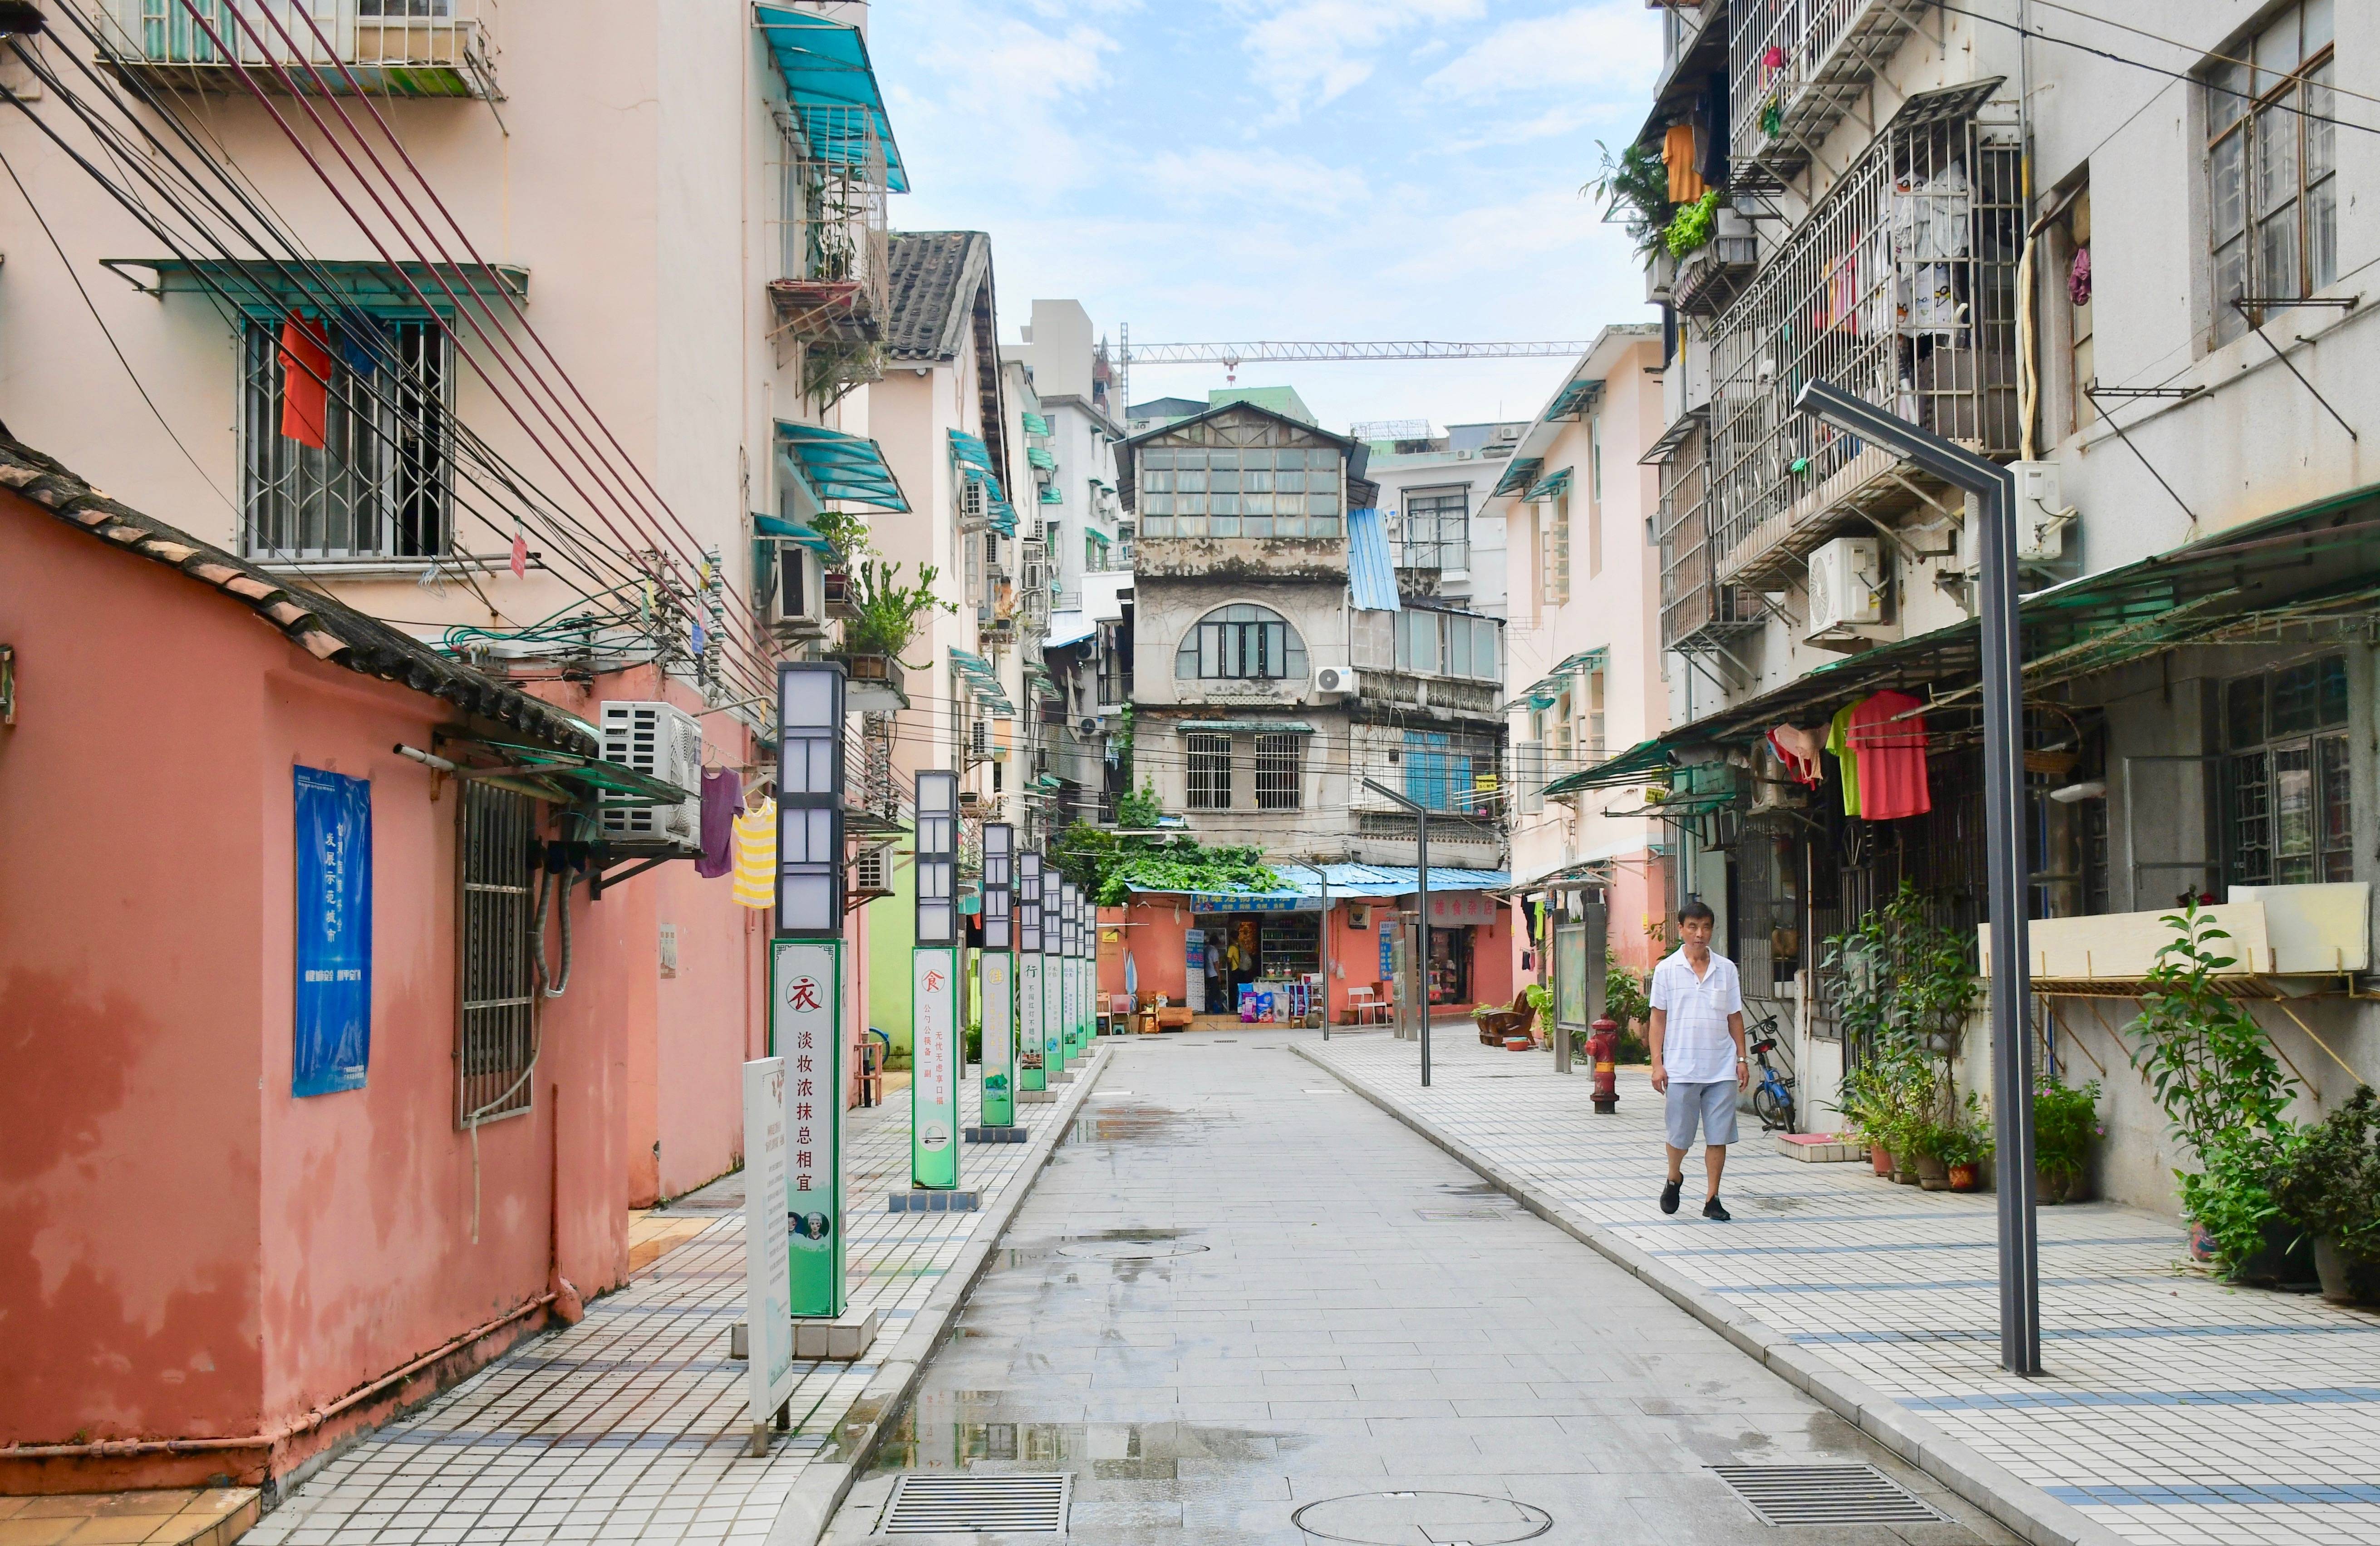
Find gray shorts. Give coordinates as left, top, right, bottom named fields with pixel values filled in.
left=1665, top=1079, right=1740, bottom=1149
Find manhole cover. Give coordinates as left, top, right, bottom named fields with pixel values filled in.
left=1415, top=1208, right=1508, bottom=1221
left=1291, top=1490, right=1553, bottom=1544
left=1710, top=1465, right=1941, bottom=1526
left=880, top=1472, right=1070, bottom=1534
left=1057, top=1240, right=1210, bottom=1260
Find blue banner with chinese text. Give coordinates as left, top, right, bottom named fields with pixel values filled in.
left=294, top=766, right=371, bottom=1096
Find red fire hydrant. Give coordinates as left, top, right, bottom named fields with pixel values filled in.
left=1588, top=1014, right=1620, bottom=1114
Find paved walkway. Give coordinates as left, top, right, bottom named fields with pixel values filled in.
left=245, top=1063, right=1091, bottom=1546
left=824, top=1029, right=2018, bottom=1546
left=1302, top=1029, right=2380, bottom=1546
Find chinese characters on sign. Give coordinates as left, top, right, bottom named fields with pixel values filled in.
left=981, top=951, right=1014, bottom=1128
left=741, top=1056, right=794, bottom=1452
left=773, top=941, right=842, bottom=1318
left=912, top=947, right=960, bottom=1188
left=293, top=766, right=371, bottom=1097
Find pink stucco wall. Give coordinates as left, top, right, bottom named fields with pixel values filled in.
left=0, top=500, right=629, bottom=1488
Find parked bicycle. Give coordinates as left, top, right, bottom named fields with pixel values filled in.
left=1746, top=1013, right=1796, bottom=1132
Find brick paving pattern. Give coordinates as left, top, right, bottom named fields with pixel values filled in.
left=1305, top=1029, right=2380, bottom=1546
left=246, top=1066, right=1053, bottom=1546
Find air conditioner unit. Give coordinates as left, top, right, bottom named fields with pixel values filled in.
left=1076, top=715, right=1102, bottom=737
left=2011, top=460, right=2076, bottom=562
left=600, top=700, right=703, bottom=848
left=767, top=540, right=825, bottom=635
left=1805, top=536, right=1890, bottom=650
left=853, top=842, right=894, bottom=895
left=1493, top=424, right=1521, bottom=443
left=1312, top=665, right=1359, bottom=697
left=970, top=719, right=989, bottom=758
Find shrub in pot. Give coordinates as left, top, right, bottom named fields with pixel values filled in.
left=1936, top=1097, right=1993, bottom=1192
left=2032, top=1078, right=2103, bottom=1205
left=2273, top=1086, right=2380, bottom=1306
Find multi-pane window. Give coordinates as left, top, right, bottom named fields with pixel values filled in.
left=1175, top=603, right=1308, bottom=680
left=1539, top=493, right=1570, bottom=605
left=1398, top=485, right=1469, bottom=570
left=2225, top=654, right=2352, bottom=886
left=2208, top=0, right=2336, bottom=342
left=244, top=317, right=450, bottom=561
left=1394, top=610, right=1500, bottom=680
left=1136, top=444, right=1342, bottom=539
left=1402, top=730, right=1482, bottom=812
left=457, top=782, right=536, bottom=1125
left=1255, top=733, right=1303, bottom=811
left=1187, top=733, right=1234, bottom=810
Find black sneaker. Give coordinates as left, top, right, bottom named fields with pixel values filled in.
left=1660, top=1177, right=1682, bottom=1215
left=1703, top=1196, right=1732, bottom=1222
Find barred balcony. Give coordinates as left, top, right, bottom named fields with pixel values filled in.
left=1707, top=86, right=2020, bottom=590
left=1730, top=0, right=1930, bottom=180
left=767, top=108, right=890, bottom=351
left=110, top=0, right=500, bottom=99
left=1655, top=419, right=1762, bottom=653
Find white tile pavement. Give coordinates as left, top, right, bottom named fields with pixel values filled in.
left=246, top=1061, right=1090, bottom=1546
left=1303, top=1030, right=2380, bottom=1546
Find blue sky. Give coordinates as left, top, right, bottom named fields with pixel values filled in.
left=868, top=0, right=1665, bottom=434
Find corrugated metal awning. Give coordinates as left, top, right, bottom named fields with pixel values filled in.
left=1346, top=506, right=1401, bottom=612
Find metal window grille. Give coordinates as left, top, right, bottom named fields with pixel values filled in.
left=2207, top=6, right=2337, bottom=342
left=768, top=104, right=889, bottom=294
left=1255, top=733, right=1303, bottom=811
left=1187, top=733, right=1233, bottom=810
left=1706, top=94, right=2020, bottom=588
left=1657, top=423, right=1761, bottom=651
left=1539, top=493, right=1570, bottom=605
left=457, top=782, right=536, bottom=1126
left=1397, top=485, right=1469, bottom=571
left=1729, top=0, right=1933, bottom=176
left=242, top=316, right=451, bottom=561
left=2223, top=655, right=2352, bottom=886
left=134, top=0, right=501, bottom=93
left=1174, top=605, right=1306, bottom=681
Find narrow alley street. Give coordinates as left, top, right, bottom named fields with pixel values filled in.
left=824, top=1031, right=2014, bottom=1545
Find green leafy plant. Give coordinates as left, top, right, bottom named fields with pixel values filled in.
left=1583, top=138, right=1675, bottom=259
left=2274, top=1086, right=2380, bottom=1260
left=841, top=559, right=955, bottom=662
left=807, top=508, right=870, bottom=568
left=1823, top=881, right=1978, bottom=1153
left=1925, top=1094, right=1994, bottom=1167
left=1664, top=187, right=1722, bottom=258
left=2183, top=1130, right=2303, bottom=1272
left=1114, top=778, right=1163, bottom=829
left=1047, top=826, right=1281, bottom=908
left=2032, top=1078, right=2103, bottom=1189
left=1523, top=981, right=1555, bottom=1019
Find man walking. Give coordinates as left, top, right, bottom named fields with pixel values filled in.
left=1647, top=899, right=1749, bottom=1222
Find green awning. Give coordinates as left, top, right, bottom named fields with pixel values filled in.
left=1554, top=647, right=1608, bottom=673
left=461, top=738, right=693, bottom=807
left=106, top=257, right=527, bottom=316
left=949, top=646, right=1016, bottom=719
left=949, top=428, right=996, bottom=478
left=1026, top=445, right=1057, bottom=471
left=1022, top=412, right=1051, bottom=436
left=1177, top=721, right=1317, bottom=734
left=774, top=421, right=908, bottom=512
left=1491, top=456, right=1543, bottom=499
left=755, top=513, right=833, bottom=552
left=1524, top=468, right=1574, bottom=502
left=753, top=6, right=910, bottom=193
left=1038, top=484, right=1064, bottom=505
left=1546, top=378, right=1603, bottom=420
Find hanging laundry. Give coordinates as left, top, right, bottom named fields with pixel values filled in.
left=335, top=320, right=380, bottom=379
left=277, top=313, right=332, bottom=449
left=1767, top=725, right=1824, bottom=786
left=730, top=796, right=777, bottom=910
left=1849, top=690, right=1932, bottom=820
left=1664, top=121, right=1706, bottom=205
left=1827, top=701, right=1863, bottom=817
left=696, top=767, right=742, bottom=880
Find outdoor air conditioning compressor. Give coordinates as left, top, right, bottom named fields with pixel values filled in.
left=1804, top=536, right=1893, bottom=652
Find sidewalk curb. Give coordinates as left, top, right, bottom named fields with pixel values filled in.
left=766, top=1046, right=1113, bottom=1546
left=1291, top=1042, right=2129, bottom=1546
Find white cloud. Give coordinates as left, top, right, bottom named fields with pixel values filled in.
left=892, top=9, right=1121, bottom=202
left=1422, top=2, right=1659, bottom=100
left=1145, top=146, right=1369, bottom=210
left=1228, top=0, right=1485, bottom=121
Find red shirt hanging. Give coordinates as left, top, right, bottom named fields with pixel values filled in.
left=278, top=313, right=332, bottom=449
left=1848, top=690, right=1932, bottom=819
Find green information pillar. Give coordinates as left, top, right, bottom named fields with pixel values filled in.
left=911, top=770, right=962, bottom=1188
left=979, top=823, right=1016, bottom=1129
left=772, top=663, right=849, bottom=1317
left=1018, top=851, right=1047, bottom=1093
left=1062, top=881, right=1086, bottom=1063
left=1042, top=873, right=1066, bottom=1078
left=1077, top=887, right=1096, bottom=1052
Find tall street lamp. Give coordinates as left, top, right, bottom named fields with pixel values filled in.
left=1791, top=379, right=2040, bottom=1376
left=1362, top=778, right=1431, bottom=1088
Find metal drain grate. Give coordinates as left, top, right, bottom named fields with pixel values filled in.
left=1710, top=1465, right=1942, bottom=1526
left=880, top=1472, right=1071, bottom=1534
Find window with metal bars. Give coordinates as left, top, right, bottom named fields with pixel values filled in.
left=1397, top=486, right=1469, bottom=570
left=243, top=316, right=451, bottom=561
left=2207, top=1, right=2337, bottom=343
left=1539, top=493, right=1570, bottom=605
left=2224, top=654, right=2352, bottom=886
left=1255, top=733, right=1303, bottom=811
left=457, top=783, right=536, bottom=1125
left=1186, top=733, right=1233, bottom=810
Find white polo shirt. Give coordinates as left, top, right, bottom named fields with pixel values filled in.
left=1648, top=946, right=1743, bottom=1083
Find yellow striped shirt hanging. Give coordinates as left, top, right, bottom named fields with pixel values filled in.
left=731, top=798, right=776, bottom=911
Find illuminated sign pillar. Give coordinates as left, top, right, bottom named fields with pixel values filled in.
left=909, top=770, right=964, bottom=1192
left=1018, top=851, right=1047, bottom=1097
left=971, top=823, right=1021, bottom=1139
left=1047, top=879, right=1072, bottom=1080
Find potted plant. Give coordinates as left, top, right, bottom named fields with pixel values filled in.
left=2032, top=1078, right=2103, bottom=1205
left=1939, top=1096, right=1994, bottom=1192
left=1823, top=883, right=1976, bottom=1186
left=2273, top=1086, right=2380, bottom=1306
left=838, top=559, right=955, bottom=673
left=1583, top=139, right=1675, bottom=261
left=1910, top=1121, right=1955, bottom=1191
left=1665, top=187, right=1723, bottom=260
left=2131, top=902, right=2310, bottom=1285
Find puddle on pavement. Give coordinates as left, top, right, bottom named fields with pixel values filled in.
left=868, top=1407, right=1293, bottom=1481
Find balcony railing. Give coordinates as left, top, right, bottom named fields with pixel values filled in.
left=1730, top=0, right=1931, bottom=180
left=1655, top=421, right=1762, bottom=652
left=767, top=107, right=889, bottom=354
left=114, top=0, right=500, bottom=98
left=1706, top=87, right=2020, bottom=588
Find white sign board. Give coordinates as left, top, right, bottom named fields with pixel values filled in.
left=741, top=1057, right=795, bottom=1446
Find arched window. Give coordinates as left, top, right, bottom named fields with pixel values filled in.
left=1175, top=603, right=1308, bottom=681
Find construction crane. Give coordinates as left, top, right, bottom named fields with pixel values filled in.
left=1108, top=327, right=1595, bottom=404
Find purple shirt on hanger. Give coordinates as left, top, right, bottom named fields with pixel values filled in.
left=696, top=768, right=742, bottom=878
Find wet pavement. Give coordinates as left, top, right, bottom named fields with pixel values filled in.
left=823, top=1029, right=2019, bottom=1544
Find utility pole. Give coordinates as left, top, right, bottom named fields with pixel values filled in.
left=1363, top=780, right=1430, bottom=1088
left=1794, top=379, right=2039, bottom=1377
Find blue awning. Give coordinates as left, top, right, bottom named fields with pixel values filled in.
left=755, top=512, right=833, bottom=552
left=1546, top=378, right=1603, bottom=420
left=1135, top=864, right=1511, bottom=911
left=948, top=646, right=1016, bottom=719
left=1043, top=611, right=1094, bottom=650
left=1346, top=506, right=1401, bottom=613
left=1491, top=456, right=1543, bottom=499
left=1524, top=468, right=1574, bottom=503
left=774, top=420, right=909, bottom=512
left=752, top=7, right=910, bottom=193
left=949, top=428, right=996, bottom=478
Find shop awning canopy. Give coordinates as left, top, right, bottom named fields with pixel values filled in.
left=752, top=6, right=910, bottom=192
left=1131, top=863, right=1510, bottom=911
left=774, top=421, right=908, bottom=512
left=1347, top=505, right=1401, bottom=612
left=1542, top=481, right=2380, bottom=798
